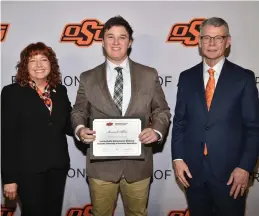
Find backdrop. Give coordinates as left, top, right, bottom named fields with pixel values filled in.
left=1, top=1, right=259, bottom=216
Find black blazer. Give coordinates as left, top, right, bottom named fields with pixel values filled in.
left=1, top=83, right=72, bottom=184
left=171, top=59, right=259, bottom=183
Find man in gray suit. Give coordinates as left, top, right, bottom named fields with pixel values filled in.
left=71, top=15, right=171, bottom=216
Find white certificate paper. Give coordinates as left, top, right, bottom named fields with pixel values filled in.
left=92, top=118, right=142, bottom=157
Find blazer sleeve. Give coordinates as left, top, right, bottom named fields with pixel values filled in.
left=171, top=73, right=186, bottom=160
left=1, top=86, right=21, bottom=184
left=60, top=85, right=73, bottom=136
left=150, top=69, right=171, bottom=137
left=71, top=73, right=90, bottom=131
left=239, top=70, right=259, bottom=172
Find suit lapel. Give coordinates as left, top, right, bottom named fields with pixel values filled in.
left=124, top=60, right=138, bottom=116
left=97, top=62, right=121, bottom=115
left=196, top=63, right=209, bottom=117
left=194, top=60, right=238, bottom=124
left=50, top=88, right=57, bottom=116
left=95, top=60, right=140, bottom=116
left=208, top=60, right=232, bottom=122
left=26, top=85, right=51, bottom=116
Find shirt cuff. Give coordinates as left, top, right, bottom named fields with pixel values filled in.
left=153, top=129, right=163, bottom=142
left=75, top=125, right=85, bottom=141
left=173, top=159, right=183, bottom=161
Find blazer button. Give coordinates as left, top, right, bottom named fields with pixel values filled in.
left=205, top=126, right=209, bottom=130
left=48, top=121, right=52, bottom=126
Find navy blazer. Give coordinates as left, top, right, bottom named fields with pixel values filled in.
left=171, top=59, right=259, bottom=183
left=1, top=83, right=72, bottom=184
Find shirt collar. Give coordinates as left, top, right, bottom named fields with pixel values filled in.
left=106, top=57, right=130, bottom=72
left=203, top=57, right=225, bottom=76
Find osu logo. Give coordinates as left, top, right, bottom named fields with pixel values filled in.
left=66, top=204, right=92, bottom=216
left=60, top=19, right=103, bottom=47
left=66, top=204, right=115, bottom=216
left=0, top=205, right=15, bottom=216
left=168, top=208, right=190, bottom=216
left=167, top=18, right=205, bottom=47
left=1, top=24, right=10, bottom=42
left=106, top=122, right=113, bottom=126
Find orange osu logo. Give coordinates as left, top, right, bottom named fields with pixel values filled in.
left=66, top=204, right=115, bottom=216
left=0, top=205, right=15, bottom=216
left=168, top=208, right=190, bottom=216
left=66, top=204, right=92, bottom=216
left=60, top=19, right=103, bottom=47
left=167, top=18, right=205, bottom=47
left=1, top=24, right=10, bottom=42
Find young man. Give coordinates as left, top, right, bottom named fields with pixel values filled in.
left=72, top=16, right=171, bottom=216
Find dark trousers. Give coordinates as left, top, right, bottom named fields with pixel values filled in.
left=186, top=157, right=246, bottom=216
left=17, top=168, right=67, bottom=216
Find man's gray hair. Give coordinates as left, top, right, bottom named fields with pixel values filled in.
left=200, top=17, right=230, bottom=36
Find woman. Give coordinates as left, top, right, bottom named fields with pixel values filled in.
left=1, top=42, right=72, bottom=216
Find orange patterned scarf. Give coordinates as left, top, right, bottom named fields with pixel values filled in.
left=29, top=79, right=53, bottom=113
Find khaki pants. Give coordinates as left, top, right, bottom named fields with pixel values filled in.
left=88, top=177, right=150, bottom=216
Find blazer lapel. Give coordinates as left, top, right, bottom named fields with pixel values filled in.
left=26, top=85, right=51, bottom=116
left=124, top=60, right=139, bottom=116
left=196, top=63, right=209, bottom=117
left=207, top=59, right=233, bottom=123
left=50, top=88, right=58, bottom=116
left=97, top=62, right=121, bottom=115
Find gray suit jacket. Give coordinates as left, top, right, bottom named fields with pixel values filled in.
left=71, top=59, right=171, bottom=182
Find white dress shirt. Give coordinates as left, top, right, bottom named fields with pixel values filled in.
left=106, top=58, right=131, bottom=115
left=203, top=57, right=225, bottom=88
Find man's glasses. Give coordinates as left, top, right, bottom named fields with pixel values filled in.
left=200, top=35, right=228, bottom=44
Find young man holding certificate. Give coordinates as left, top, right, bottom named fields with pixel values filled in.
left=71, top=15, right=171, bottom=216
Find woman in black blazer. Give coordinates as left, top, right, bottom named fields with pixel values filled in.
left=1, top=42, right=72, bottom=216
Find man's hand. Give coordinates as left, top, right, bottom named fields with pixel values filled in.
left=139, top=128, right=159, bottom=144
left=4, top=183, right=18, bottom=200
left=227, top=167, right=249, bottom=199
left=173, top=160, right=192, bottom=188
left=77, top=127, right=96, bottom=143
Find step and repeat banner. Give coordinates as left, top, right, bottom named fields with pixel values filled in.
left=1, top=1, right=259, bottom=216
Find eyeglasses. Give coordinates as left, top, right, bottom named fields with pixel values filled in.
left=200, top=35, right=228, bottom=44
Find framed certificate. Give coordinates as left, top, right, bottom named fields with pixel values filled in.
left=89, top=117, right=145, bottom=160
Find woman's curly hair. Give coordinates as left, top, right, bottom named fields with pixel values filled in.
left=15, top=42, right=61, bottom=88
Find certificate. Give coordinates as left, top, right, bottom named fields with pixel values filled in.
left=90, top=118, right=144, bottom=160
